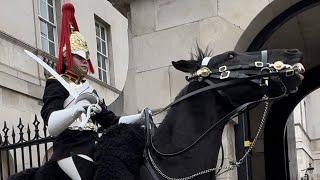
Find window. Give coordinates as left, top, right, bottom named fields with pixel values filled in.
left=95, top=21, right=111, bottom=84
left=38, top=0, right=57, bottom=56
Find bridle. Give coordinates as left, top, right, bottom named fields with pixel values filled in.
left=152, top=50, right=301, bottom=116
left=143, top=50, right=302, bottom=180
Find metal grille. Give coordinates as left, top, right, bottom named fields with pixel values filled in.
left=0, top=115, right=55, bottom=179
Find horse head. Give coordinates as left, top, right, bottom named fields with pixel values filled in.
left=140, top=49, right=304, bottom=180
left=172, top=49, right=304, bottom=108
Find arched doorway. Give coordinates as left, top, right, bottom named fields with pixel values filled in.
left=235, top=0, right=320, bottom=179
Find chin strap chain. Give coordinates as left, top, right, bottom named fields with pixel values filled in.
left=148, top=96, right=270, bottom=180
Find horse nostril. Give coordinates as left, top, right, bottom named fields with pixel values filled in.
left=286, top=49, right=299, bottom=53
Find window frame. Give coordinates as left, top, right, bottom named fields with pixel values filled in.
left=95, top=20, right=111, bottom=85
left=38, top=0, right=58, bottom=56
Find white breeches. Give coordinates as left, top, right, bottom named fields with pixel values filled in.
left=57, top=154, right=93, bottom=180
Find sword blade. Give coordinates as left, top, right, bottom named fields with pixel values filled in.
left=24, top=50, right=79, bottom=98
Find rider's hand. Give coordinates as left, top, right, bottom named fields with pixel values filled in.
left=72, top=100, right=91, bottom=118
left=91, top=103, right=102, bottom=115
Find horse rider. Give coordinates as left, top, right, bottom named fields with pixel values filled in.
left=40, top=3, right=142, bottom=179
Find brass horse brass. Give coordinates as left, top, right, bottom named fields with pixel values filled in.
left=196, top=67, right=212, bottom=77
left=273, top=61, right=284, bottom=71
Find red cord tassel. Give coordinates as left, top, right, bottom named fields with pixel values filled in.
left=57, top=3, right=79, bottom=74
left=57, top=3, right=94, bottom=74
left=88, top=60, right=95, bottom=74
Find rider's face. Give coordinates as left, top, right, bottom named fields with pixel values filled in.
left=72, top=54, right=89, bottom=73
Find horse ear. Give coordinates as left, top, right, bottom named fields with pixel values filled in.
left=172, top=60, right=199, bottom=73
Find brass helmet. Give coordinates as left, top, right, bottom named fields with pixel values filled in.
left=67, top=30, right=90, bottom=60
left=57, top=3, right=94, bottom=75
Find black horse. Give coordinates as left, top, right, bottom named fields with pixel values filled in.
left=94, top=48, right=305, bottom=180
left=9, top=48, right=304, bottom=180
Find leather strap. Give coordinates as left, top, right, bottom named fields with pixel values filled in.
left=154, top=72, right=279, bottom=116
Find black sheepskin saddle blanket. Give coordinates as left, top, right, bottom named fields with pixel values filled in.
left=9, top=124, right=146, bottom=180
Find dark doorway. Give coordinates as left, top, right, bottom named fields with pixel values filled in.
left=237, top=0, right=320, bottom=179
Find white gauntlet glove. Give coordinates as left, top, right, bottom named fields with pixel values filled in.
left=48, top=100, right=91, bottom=137
left=75, top=92, right=102, bottom=115
left=90, top=103, right=102, bottom=115
left=118, top=110, right=146, bottom=125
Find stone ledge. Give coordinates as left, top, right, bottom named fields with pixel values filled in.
left=0, top=71, right=44, bottom=100
left=107, top=0, right=133, bottom=17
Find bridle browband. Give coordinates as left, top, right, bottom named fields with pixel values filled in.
left=144, top=50, right=301, bottom=180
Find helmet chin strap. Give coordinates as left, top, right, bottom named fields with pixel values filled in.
left=71, top=65, right=88, bottom=80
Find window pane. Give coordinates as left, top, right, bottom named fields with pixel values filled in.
left=96, top=38, right=101, bottom=52
left=47, top=0, right=53, bottom=6
left=95, top=23, right=100, bottom=36
left=49, top=42, right=55, bottom=55
left=101, top=41, right=106, bottom=55
left=40, top=0, right=48, bottom=19
left=101, top=56, right=106, bottom=70
left=41, top=37, right=48, bottom=52
left=48, top=24, right=54, bottom=41
left=103, top=71, right=107, bottom=83
left=48, top=6, right=54, bottom=23
left=97, top=54, right=101, bottom=68
left=98, top=69, right=102, bottom=80
left=101, top=27, right=105, bottom=40
left=40, top=20, right=48, bottom=37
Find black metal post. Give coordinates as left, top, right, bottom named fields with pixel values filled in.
left=234, top=112, right=252, bottom=180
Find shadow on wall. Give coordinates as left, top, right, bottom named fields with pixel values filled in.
left=0, top=150, right=14, bottom=179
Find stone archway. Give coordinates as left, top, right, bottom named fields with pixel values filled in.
left=235, top=0, right=320, bottom=179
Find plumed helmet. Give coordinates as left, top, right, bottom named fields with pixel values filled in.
left=57, top=3, right=94, bottom=74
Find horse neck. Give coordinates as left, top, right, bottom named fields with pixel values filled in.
left=153, top=87, right=230, bottom=151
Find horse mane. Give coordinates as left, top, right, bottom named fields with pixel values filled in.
left=190, top=45, right=233, bottom=67
left=190, top=45, right=213, bottom=61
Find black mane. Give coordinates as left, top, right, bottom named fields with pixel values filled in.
left=191, top=45, right=213, bottom=61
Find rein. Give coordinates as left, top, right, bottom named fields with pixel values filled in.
left=150, top=79, right=287, bottom=157
left=145, top=82, right=288, bottom=180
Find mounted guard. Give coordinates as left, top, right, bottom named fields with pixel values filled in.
left=9, top=2, right=145, bottom=180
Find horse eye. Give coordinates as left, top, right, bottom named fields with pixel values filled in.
left=228, top=54, right=234, bottom=59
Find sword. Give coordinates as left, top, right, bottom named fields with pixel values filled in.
left=24, top=50, right=79, bottom=98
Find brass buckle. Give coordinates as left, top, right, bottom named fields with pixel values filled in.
left=285, top=69, right=294, bottom=77
left=219, top=66, right=227, bottom=72
left=273, top=61, right=284, bottom=71
left=220, top=71, right=230, bottom=79
left=196, top=67, right=212, bottom=77
left=244, top=140, right=252, bottom=148
left=255, top=61, right=263, bottom=68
